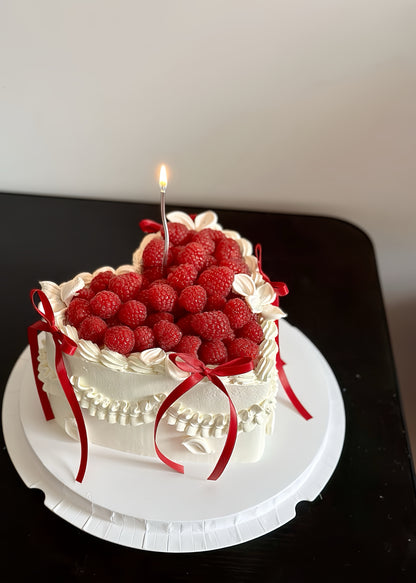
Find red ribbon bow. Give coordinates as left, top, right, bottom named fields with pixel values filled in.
left=154, top=353, right=254, bottom=480
left=255, top=244, right=312, bottom=421
left=28, top=289, right=88, bottom=482
left=139, top=219, right=163, bottom=233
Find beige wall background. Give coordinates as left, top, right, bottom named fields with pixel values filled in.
left=1, top=2, right=415, bottom=459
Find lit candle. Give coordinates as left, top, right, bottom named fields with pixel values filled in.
left=159, top=164, right=169, bottom=271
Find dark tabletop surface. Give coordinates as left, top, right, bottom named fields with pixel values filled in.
left=0, top=192, right=415, bottom=581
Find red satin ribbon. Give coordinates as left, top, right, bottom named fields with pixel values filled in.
left=139, top=219, right=162, bottom=233
left=28, top=289, right=89, bottom=482
left=255, top=244, right=312, bottom=421
left=154, top=353, right=254, bottom=480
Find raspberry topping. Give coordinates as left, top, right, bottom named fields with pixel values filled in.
left=191, top=311, right=232, bottom=341
left=178, top=285, right=207, bottom=314
left=237, top=320, right=264, bottom=344
left=133, top=326, right=155, bottom=352
left=66, top=298, right=91, bottom=327
left=162, top=222, right=189, bottom=245
left=142, top=238, right=171, bottom=267
left=197, top=265, right=234, bottom=297
left=153, top=320, right=182, bottom=351
left=223, top=298, right=252, bottom=329
left=90, top=290, right=121, bottom=319
left=147, top=283, right=177, bottom=312
left=90, top=270, right=114, bottom=293
left=167, top=263, right=198, bottom=291
left=177, top=242, right=207, bottom=271
left=199, top=339, right=228, bottom=365
left=108, top=272, right=144, bottom=302
left=117, top=300, right=147, bottom=328
left=175, top=335, right=202, bottom=355
left=104, top=325, right=135, bottom=354
left=78, top=316, right=107, bottom=344
left=227, top=337, right=259, bottom=360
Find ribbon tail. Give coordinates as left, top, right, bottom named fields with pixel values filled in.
left=154, top=374, right=203, bottom=475
left=276, top=352, right=312, bottom=421
left=54, top=339, right=88, bottom=482
left=206, top=376, right=238, bottom=481
left=27, top=323, right=55, bottom=421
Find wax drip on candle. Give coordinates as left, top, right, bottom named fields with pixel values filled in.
left=159, top=165, right=169, bottom=271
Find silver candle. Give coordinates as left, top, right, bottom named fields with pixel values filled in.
left=159, top=165, right=169, bottom=271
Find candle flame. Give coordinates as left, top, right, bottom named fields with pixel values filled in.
left=159, top=165, right=167, bottom=193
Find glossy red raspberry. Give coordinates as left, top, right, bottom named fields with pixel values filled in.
left=205, top=294, right=227, bottom=311
left=167, top=263, right=198, bottom=291
left=191, top=231, right=216, bottom=254
left=214, top=238, right=242, bottom=261
left=108, top=272, right=144, bottom=302
left=90, top=290, right=121, bottom=319
left=197, top=266, right=234, bottom=297
left=89, top=270, right=114, bottom=293
left=199, top=339, right=228, bottom=365
left=104, top=325, right=135, bottom=355
left=133, top=326, right=155, bottom=352
left=78, top=316, right=107, bottom=344
left=191, top=311, right=232, bottom=341
left=227, top=337, right=259, bottom=360
left=117, top=300, right=147, bottom=328
left=176, top=314, right=195, bottom=335
left=145, top=311, right=175, bottom=327
left=153, top=320, right=182, bottom=351
left=223, top=298, right=252, bottom=329
left=142, top=238, right=172, bottom=267
left=66, top=298, right=91, bottom=327
left=163, top=222, right=189, bottom=245
left=75, top=287, right=95, bottom=301
left=178, top=285, right=207, bottom=314
left=237, top=320, right=264, bottom=344
left=219, top=258, right=250, bottom=275
left=147, top=283, right=177, bottom=312
left=175, top=335, right=202, bottom=355
left=177, top=242, right=207, bottom=271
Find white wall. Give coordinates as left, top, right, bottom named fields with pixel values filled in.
left=1, top=1, right=415, bottom=455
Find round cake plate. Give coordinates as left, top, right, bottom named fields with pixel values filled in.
left=2, top=321, right=345, bottom=552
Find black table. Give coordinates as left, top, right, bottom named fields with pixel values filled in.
left=1, top=192, right=415, bottom=581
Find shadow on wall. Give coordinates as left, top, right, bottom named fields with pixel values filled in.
left=386, top=298, right=416, bottom=464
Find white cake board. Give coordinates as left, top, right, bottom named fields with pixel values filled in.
left=2, top=321, right=345, bottom=552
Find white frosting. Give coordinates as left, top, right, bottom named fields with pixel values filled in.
left=37, top=210, right=283, bottom=462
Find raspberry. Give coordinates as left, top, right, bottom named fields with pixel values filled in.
left=90, top=270, right=114, bottom=293
left=214, top=238, right=242, bottom=261
left=219, top=258, right=250, bottom=275
left=237, top=320, right=264, bottom=344
left=177, top=242, right=207, bottom=271
left=205, top=294, right=227, bottom=311
left=108, top=272, right=144, bottom=302
left=141, top=266, right=164, bottom=283
left=66, top=298, right=91, bottom=327
left=78, top=316, right=107, bottom=344
left=199, top=340, right=228, bottom=365
left=191, top=311, right=232, bottom=341
left=133, top=326, right=155, bottom=352
left=104, top=325, right=135, bottom=354
left=90, top=290, right=121, bottom=319
left=203, top=255, right=218, bottom=269
left=223, top=298, right=252, bottom=329
left=153, top=320, right=182, bottom=351
left=175, top=335, right=202, bottom=355
left=178, top=285, right=207, bottom=313
left=167, top=263, right=198, bottom=291
left=176, top=314, right=195, bottom=335
left=163, top=222, right=189, bottom=245
left=197, top=266, right=234, bottom=297
left=117, top=300, right=147, bottom=328
left=145, top=311, right=174, bottom=327
left=142, top=238, right=172, bottom=267
left=75, top=287, right=95, bottom=301
left=147, top=283, right=177, bottom=311
left=199, top=228, right=226, bottom=243
left=191, top=231, right=216, bottom=254
left=227, top=337, right=259, bottom=361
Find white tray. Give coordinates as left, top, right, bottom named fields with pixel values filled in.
left=2, top=320, right=345, bottom=552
